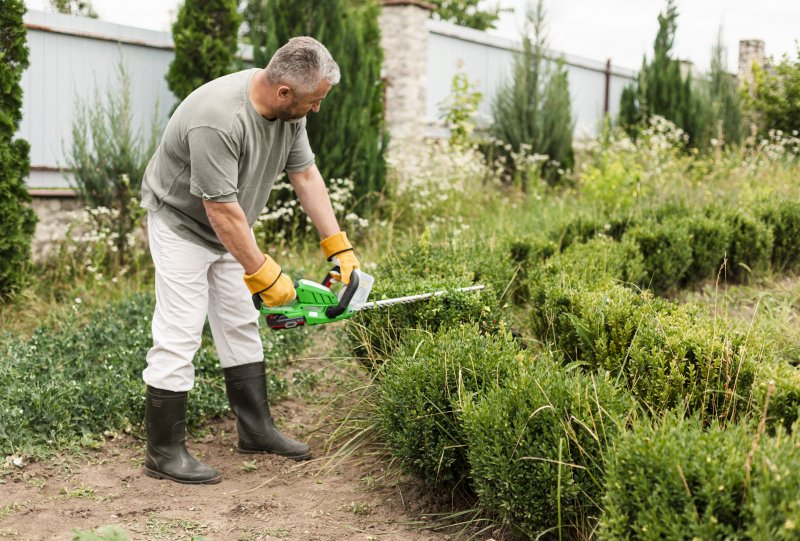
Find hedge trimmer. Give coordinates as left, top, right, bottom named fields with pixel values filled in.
left=253, top=267, right=484, bottom=331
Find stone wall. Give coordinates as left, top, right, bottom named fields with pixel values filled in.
left=29, top=194, right=82, bottom=261
left=379, top=0, right=434, bottom=150
left=738, top=39, right=765, bottom=87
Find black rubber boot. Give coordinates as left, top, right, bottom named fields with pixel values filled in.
left=144, top=386, right=221, bottom=484
left=223, top=362, right=312, bottom=461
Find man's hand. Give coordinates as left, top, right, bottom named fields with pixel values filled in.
left=243, top=254, right=296, bottom=307
left=320, top=231, right=360, bottom=284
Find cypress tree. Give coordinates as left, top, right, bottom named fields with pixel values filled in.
left=618, top=0, right=708, bottom=147
left=490, top=0, right=574, bottom=186
left=706, top=29, right=743, bottom=146
left=166, top=0, right=242, bottom=106
left=244, top=0, right=387, bottom=206
left=0, top=0, right=37, bottom=300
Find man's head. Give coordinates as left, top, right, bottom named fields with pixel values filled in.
left=264, top=37, right=340, bottom=122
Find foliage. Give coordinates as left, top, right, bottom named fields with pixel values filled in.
left=703, top=29, right=744, bottom=147
left=464, top=358, right=631, bottom=537
left=0, top=293, right=307, bottom=457
left=600, top=413, right=751, bottom=539
left=618, top=0, right=707, bottom=148
left=716, top=207, right=774, bottom=283
left=427, top=0, right=508, bottom=31
left=437, top=62, right=483, bottom=149
left=755, top=197, right=800, bottom=272
left=166, top=0, right=242, bottom=105
left=72, top=526, right=131, bottom=541
left=0, top=0, right=37, bottom=301
left=66, top=59, right=159, bottom=268
left=48, top=0, right=97, bottom=17
left=622, top=216, right=693, bottom=294
left=742, top=44, right=800, bottom=137
left=490, top=0, right=574, bottom=187
left=244, top=0, right=387, bottom=207
left=378, top=324, right=523, bottom=488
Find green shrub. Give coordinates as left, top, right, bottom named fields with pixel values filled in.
left=752, top=361, right=800, bottom=431
left=0, top=0, right=37, bottom=300
left=747, top=426, right=800, bottom=540
left=600, top=413, right=751, bottom=540
left=718, top=208, right=774, bottom=282
left=625, top=302, right=758, bottom=419
left=682, top=213, right=731, bottom=284
left=351, top=233, right=512, bottom=360
left=507, top=236, right=557, bottom=305
left=756, top=199, right=800, bottom=272
left=464, top=358, right=631, bottom=537
left=623, top=217, right=693, bottom=294
left=0, top=293, right=306, bottom=456
left=378, top=324, right=524, bottom=488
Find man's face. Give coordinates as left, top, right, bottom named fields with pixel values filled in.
left=277, top=79, right=332, bottom=123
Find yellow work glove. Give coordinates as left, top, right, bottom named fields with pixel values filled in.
left=320, top=231, right=360, bottom=285
left=243, top=254, right=296, bottom=307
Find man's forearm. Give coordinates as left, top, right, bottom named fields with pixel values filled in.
left=288, top=165, right=340, bottom=239
left=203, top=200, right=265, bottom=274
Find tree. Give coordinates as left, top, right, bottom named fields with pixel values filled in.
left=428, top=0, right=508, bottom=31
left=618, top=0, right=707, bottom=147
left=490, top=0, right=574, bottom=187
left=244, top=0, right=387, bottom=207
left=166, top=0, right=242, bottom=105
left=705, top=28, right=743, bottom=146
left=743, top=44, right=800, bottom=137
left=0, top=0, right=37, bottom=300
left=48, top=0, right=98, bottom=18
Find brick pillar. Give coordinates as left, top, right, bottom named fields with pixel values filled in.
left=738, top=39, right=765, bottom=88
left=380, top=0, right=434, bottom=150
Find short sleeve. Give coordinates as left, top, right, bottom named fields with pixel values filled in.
left=187, top=127, right=240, bottom=202
left=285, top=120, right=315, bottom=173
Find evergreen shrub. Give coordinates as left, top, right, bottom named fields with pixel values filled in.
left=601, top=414, right=751, bottom=540
left=682, top=213, right=731, bottom=284
left=0, top=0, right=37, bottom=300
left=755, top=199, right=800, bottom=272
left=623, top=217, right=693, bottom=294
left=717, top=208, right=774, bottom=283
left=352, top=234, right=512, bottom=360
left=464, top=358, right=631, bottom=537
left=378, top=324, right=524, bottom=488
left=753, top=361, right=800, bottom=431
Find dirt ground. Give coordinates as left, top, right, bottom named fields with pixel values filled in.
left=0, top=339, right=486, bottom=541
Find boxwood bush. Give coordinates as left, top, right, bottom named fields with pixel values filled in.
left=755, top=198, right=800, bottom=272
left=717, top=208, right=774, bottom=283
left=623, top=217, right=694, bottom=294
left=600, top=413, right=751, bottom=540
left=378, top=324, right=524, bottom=488
left=682, top=213, right=731, bottom=285
left=463, top=357, right=632, bottom=537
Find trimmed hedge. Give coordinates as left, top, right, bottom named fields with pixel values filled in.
left=755, top=198, right=800, bottom=272
left=623, top=217, right=693, bottom=294
left=378, top=324, right=524, bottom=488
left=601, top=414, right=751, bottom=540
left=464, top=359, right=631, bottom=537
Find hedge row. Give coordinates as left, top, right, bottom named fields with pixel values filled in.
left=546, top=199, right=800, bottom=294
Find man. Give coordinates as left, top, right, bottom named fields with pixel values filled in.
left=139, top=36, right=360, bottom=484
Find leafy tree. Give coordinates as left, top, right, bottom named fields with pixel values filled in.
left=490, top=0, right=574, bottom=187
left=743, top=44, right=800, bottom=136
left=48, top=0, right=98, bottom=18
left=0, top=0, right=37, bottom=299
left=618, top=0, right=707, bottom=147
left=437, top=62, right=483, bottom=149
left=428, top=0, right=508, bottom=31
left=166, top=0, right=242, bottom=105
left=244, top=0, right=386, bottom=206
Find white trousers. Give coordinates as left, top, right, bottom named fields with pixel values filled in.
left=143, top=211, right=263, bottom=392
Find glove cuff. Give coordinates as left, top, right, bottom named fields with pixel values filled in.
left=243, top=254, right=282, bottom=294
left=320, top=231, right=353, bottom=260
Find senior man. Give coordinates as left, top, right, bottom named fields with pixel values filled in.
left=139, top=36, right=359, bottom=484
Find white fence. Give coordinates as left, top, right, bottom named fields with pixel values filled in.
left=19, top=9, right=635, bottom=190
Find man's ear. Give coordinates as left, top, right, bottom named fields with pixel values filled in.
left=277, top=85, right=291, bottom=100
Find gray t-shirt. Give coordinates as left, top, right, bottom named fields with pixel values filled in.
left=141, top=68, right=315, bottom=253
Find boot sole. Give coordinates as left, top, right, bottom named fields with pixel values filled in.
left=237, top=447, right=312, bottom=461
left=144, top=467, right=222, bottom=485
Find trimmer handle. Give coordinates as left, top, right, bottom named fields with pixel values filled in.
left=322, top=265, right=360, bottom=318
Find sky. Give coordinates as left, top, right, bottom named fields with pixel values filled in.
left=24, top=0, right=800, bottom=74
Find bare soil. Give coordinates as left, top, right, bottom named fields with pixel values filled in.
left=0, top=338, right=475, bottom=541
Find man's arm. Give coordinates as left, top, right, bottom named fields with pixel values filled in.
left=203, top=200, right=265, bottom=274
left=287, top=164, right=340, bottom=238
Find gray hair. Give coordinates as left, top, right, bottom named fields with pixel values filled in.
left=265, top=36, right=340, bottom=95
